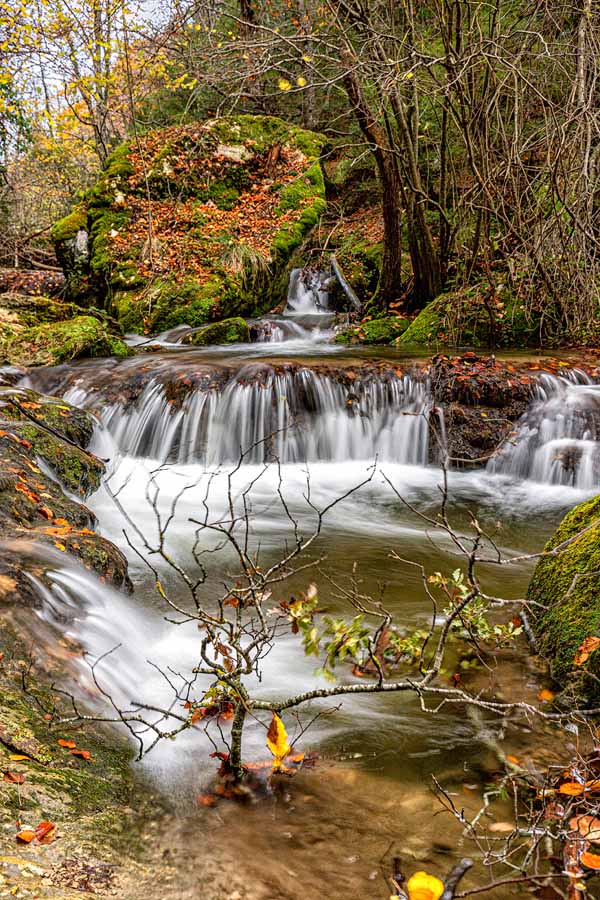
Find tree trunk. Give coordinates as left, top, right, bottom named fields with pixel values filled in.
left=230, top=701, right=247, bottom=782
left=342, top=60, right=404, bottom=305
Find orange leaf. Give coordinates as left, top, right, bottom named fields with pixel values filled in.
left=9, top=754, right=30, bottom=761
left=197, top=793, right=217, bottom=807
left=38, top=506, right=54, bottom=520
left=3, top=772, right=25, bottom=784
left=70, top=748, right=92, bottom=760
left=58, top=739, right=76, bottom=749
left=574, top=636, right=600, bottom=666
left=16, top=829, right=36, bottom=843
left=559, top=781, right=585, bottom=796
left=581, top=851, right=600, bottom=870
left=538, top=689, right=555, bottom=702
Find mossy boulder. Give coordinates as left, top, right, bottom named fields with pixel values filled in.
left=1, top=315, right=131, bottom=367
left=0, top=388, right=130, bottom=588
left=527, top=494, right=600, bottom=706
left=54, top=115, right=328, bottom=333
left=400, top=287, right=543, bottom=349
left=335, top=315, right=408, bottom=345
left=189, top=316, right=250, bottom=346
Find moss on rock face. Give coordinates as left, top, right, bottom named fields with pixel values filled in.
left=527, top=495, right=600, bottom=706
left=335, top=315, right=408, bottom=345
left=189, top=316, right=250, bottom=345
left=1, top=315, right=131, bottom=367
left=54, top=115, right=328, bottom=333
left=400, top=288, right=543, bottom=348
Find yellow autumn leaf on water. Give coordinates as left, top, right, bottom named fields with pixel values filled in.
left=266, top=712, right=291, bottom=769
left=406, top=871, right=445, bottom=900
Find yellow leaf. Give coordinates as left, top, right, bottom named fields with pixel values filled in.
left=9, top=755, right=30, bottom=761
left=297, top=76, right=306, bottom=87
left=278, top=78, right=291, bottom=92
left=407, top=872, right=444, bottom=900
left=266, top=713, right=291, bottom=769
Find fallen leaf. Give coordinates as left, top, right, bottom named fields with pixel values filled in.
left=16, top=829, right=36, bottom=843
left=9, top=755, right=30, bottom=762
left=489, top=821, right=514, bottom=833
left=559, top=781, right=585, bottom=796
left=570, top=815, right=600, bottom=843
left=581, top=851, right=600, bottom=870
left=57, top=739, right=76, bottom=749
left=266, top=713, right=291, bottom=770
left=197, top=793, right=217, bottom=807
left=70, top=748, right=92, bottom=760
left=538, top=689, right=555, bottom=702
left=406, top=871, right=445, bottom=900
left=574, top=636, right=600, bottom=666
left=35, top=821, right=56, bottom=843
left=2, top=772, right=25, bottom=784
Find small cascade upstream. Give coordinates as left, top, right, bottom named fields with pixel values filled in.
left=250, top=267, right=335, bottom=345
left=66, top=368, right=432, bottom=466
left=487, top=371, right=600, bottom=489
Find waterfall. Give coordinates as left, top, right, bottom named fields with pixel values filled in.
left=251, top=268, right=334, bottom=344
left=66, top=368, right=432, bottom=466
left=487, top=371, right=600, bottom=489
left=285, top=267, right=330, bottom=315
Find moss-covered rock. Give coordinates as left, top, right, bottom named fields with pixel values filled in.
left=0, top=388, right=130, bottom=589
left=335, top=315, right=408, bottom=345
left=400, top=287, right=543, bottom=348
left=189, top=316, right=250, bottom=346
left=527, top=494, right=600, bottom=706
left=1, top=315, right=131, bottom=367
left=54, top=115, right=328, bottom=333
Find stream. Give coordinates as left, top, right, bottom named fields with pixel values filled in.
left=14, top=272, right=600, bottom=898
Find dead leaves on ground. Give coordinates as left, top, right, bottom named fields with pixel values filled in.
left=3, top=771, right=25, bottom=784
left=57, top=738, right=92, bottom=761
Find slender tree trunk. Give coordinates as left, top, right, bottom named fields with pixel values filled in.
left=342, top=61, right=404, bottom=304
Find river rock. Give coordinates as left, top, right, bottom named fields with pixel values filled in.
left=526, top=493, right=600, bottom=707
left=188, top=317, right=250, bottom=346
left=0, top=387, right=130, bottom=592
left=0, top=314, right=131, bottom=367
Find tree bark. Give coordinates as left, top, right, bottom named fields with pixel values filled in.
left=342, top=60, right=404, bottom=305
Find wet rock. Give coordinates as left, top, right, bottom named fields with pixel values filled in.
left=0, top=315, right=131, bottom=367
left=334, top=315, right=408, bottom=345
left=527, top=493, right=600, bottom=707
left=0, top=388, right=129, bottom=589
left=188, top=317, right=251, bottom=346
left=426, top=353, right=534, bottom=464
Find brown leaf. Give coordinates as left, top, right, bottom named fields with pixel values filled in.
left=574, top=636, right=600, bottom=666
left=559, top=781, right=585, bottom=796
left=35, top=821, right=56, bottom=843
left=3, top=771, right=25, bottom=784
left=570, top=815, right=600, bottom=843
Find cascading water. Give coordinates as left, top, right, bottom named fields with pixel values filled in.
left=487, top=370, right=600, bottom=489
left=251, top=267, right=335, bottom=345
left=65, top=367, right=432, bottom=466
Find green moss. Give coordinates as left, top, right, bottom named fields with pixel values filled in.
left=400, top=288, right=544, bottom=348
left=527, top=495, right=600, bottom=706
left=1, top=315, right=132, bottom=367
left=190, top=316, right=250, bottom=345
left=51, top=203, right=88, bottom=242
left=335, top=315, right=409, bottom=345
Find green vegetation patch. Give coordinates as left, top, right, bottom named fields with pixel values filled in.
left=189, top=316, right=250, bottom=345
left=335, top=315, right=409, bottom=345
left=0, top=315, right=131, bottom=367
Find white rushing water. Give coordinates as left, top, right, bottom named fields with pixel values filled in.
left=65, top=369, right=433, bottom=466
left=487, top=371, right=600, bottom=489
